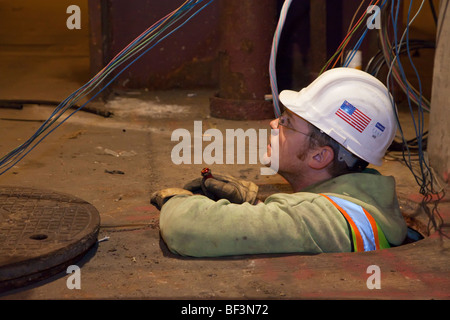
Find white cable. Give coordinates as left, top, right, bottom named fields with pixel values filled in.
left=269, top=0, right=293, bottom=118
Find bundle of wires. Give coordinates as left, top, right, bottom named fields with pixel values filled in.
left=365, top=38, right=435, bottom=92
left=316, top=0, right=444, bottom=231
left=377, top=0, right=432, bottom=112
left=320, top=0, right=386, bottom=75
left=0, top=0, right=214, bottom=176
left=383, top=0, right=445, bottom=231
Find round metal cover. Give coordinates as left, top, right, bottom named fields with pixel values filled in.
left=0, top=186, right=100, bottom=292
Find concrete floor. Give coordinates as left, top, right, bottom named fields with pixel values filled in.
left=0, top=1, right=449, bottom=301
left=1, top=88, right=449, bottom=300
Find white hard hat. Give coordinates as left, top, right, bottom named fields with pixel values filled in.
left=279, top=67, right=397, bottom=166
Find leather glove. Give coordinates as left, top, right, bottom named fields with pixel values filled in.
left=150, top=188, right=193, bottom=210
left=183, top=169, right=259, bottom=204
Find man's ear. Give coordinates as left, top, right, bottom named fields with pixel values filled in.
left=308, top=146, right=334, bottom=170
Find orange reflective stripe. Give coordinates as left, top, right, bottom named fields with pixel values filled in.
left=320, top=193, right=365, bottom=252
left=361, top=207, right=380, bottom=250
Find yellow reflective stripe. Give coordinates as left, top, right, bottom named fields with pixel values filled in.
left=376, top=222, right=391, bottom=249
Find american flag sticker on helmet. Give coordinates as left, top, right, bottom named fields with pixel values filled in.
left=335, top=100, right=371, bottom=133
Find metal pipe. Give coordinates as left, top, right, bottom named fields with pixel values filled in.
left=210, top=0, right=277, bottom=120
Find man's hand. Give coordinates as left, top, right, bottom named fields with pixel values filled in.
left=150, top=188, right=193, bottom=210
left=184, top=172, right=259, bottom=204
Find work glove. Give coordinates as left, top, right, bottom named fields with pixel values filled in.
left=150, top=188, right=193, bottom=211
left=183, top=168, right=259, bottom=204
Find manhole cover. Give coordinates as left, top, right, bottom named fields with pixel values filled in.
left=0, top=186, right=100, bottom=292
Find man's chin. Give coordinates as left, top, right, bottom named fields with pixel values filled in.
left=262, top=153, right=271, bottom=167
left=261, top=144, right=272, bottom=167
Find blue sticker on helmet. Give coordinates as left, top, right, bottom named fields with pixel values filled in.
left=375, top=122, right=385, bottom=132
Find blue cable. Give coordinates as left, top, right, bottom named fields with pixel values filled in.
left=344, top=0, right=387, bottom=68
left=405, top=0, right=429, bottom=192
left=387, top=0, right=430, bottom=193
left=343, top=28, right=368, bottom=67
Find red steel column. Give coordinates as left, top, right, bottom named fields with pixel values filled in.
left=210, top=0, right=277, bottom=120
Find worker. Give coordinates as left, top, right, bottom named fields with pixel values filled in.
left=151, top=67, right=408, bottom=257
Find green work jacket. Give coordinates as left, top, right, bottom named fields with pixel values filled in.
left=159, top=172, right=407, bottom=257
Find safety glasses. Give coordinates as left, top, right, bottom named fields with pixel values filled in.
left=277, top=111, right=312, bottom=138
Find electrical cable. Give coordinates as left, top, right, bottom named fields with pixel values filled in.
left=385, top=0, right=445, bottom=233
left=365, top=39, right=435, bottom=78
left=319, top=0, right=384, bottom=75
left=269, top=0, right=293, bottom=118
left=428, top=0, right=438, bottom=26
left=379, top=1, right=431, bottom=111
left=343, top=1, right=383, bottom=68
left=340, top=0, right=369, bottom=66
left=344, top=0, right=389, bottom=68
left=386, top=0, right=428, bottom=186
left=0, top=0, right=215, bottom=176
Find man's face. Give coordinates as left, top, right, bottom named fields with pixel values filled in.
left=268, top=109, right=313, bottom=176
